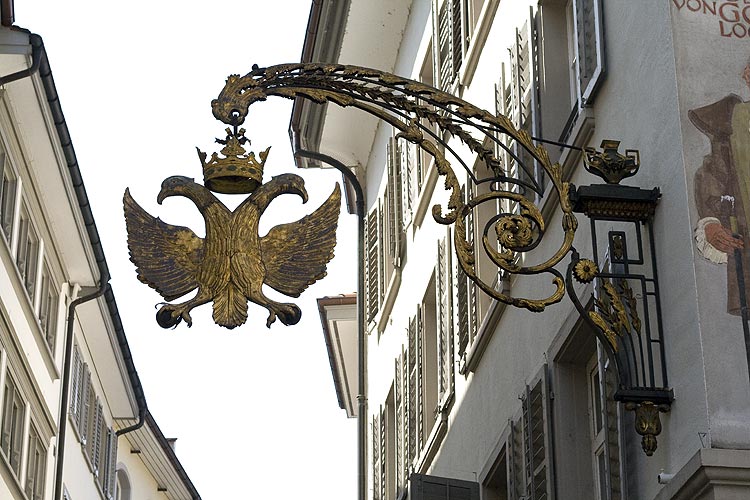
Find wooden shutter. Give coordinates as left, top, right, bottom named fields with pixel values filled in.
left=394, top=350, right=409, bottom=490
left=387, top=137, right=403, bottom=266
left=366, top=207, right=380, bottom=323
left=407, top=312, right=424, bottom=463
left=574, top=0, right=605, bottom=105
left=70, top=345, right=81, bottom=417
left=437, top=0, right=453, bottom=92
left=0, top=379, right=13, bottom=455
left=436, top=236, right=454, bottom=405
left=509, top=10, right=541, bottom=198
left=508, top=416, right=526, bottom=500
left=10, top=390, right=23, bottom=473
left=107, top=429, right=118, bottom=498
left=373, top=412, right=381, bottom=500
left=81, top=367, right=92, bottom=444
left=400, top=138, right=414, bottom=227
left=380, top=406, right=387, bottom=500
left=410, top=473, right=480, bottom=500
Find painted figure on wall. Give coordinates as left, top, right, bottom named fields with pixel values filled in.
left=691, top=55, right=750, bottom=316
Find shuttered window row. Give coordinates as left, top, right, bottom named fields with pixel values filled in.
left=367, top=135, right=408, bottom=325
left=70, top=343, right=119, bottom=499
left=435, top=0, right=483, bottom=92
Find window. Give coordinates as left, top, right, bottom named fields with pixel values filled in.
left=410, top=473, right=480, bottom=500
left=115, top=469, right=132, bottom=500
left=70, top=344, right=119, bottom=498
left=367, top=136, right=407, bottom=326
left=0, top=150, right=15, bottom=243
left=38, top=263, right=59, bottom=351
left=500, top=9, right=544, bottom=201
left=434, top=0, right=484, bottom=91
left=16, top=205, right=39, bottom=300
left=569, top=0, right=605, bottom=107
left=25, top=425, right=46, bottom=500
left=507, top=370, right=554, bottom=500
left=483, top=446, right=508, bottom=500
left=553, top=323, right=623, bottom=500
left=366, top=202, right=384, bottom=324
left=1, top=373, right=25, bottom=475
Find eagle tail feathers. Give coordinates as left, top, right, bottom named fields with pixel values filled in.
left=212, top=283, right=248, bottom=329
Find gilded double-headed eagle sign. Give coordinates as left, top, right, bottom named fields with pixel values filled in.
left=124, top=127, right=341, bottom=329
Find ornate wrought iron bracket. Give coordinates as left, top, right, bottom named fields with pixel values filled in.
left=211, top=63, right=578, bottom=311
left=125, top=63, right=673, bottom=456
left=566, top=160, right=673, bottom=456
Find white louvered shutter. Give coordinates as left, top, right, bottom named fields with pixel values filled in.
left=366, top=207, right=380, bottom=323
left=574, top=0, right=605, bottom=105
left=372, top=411, right=381, bottom=500
left=436, top=236, right=454, bottom=405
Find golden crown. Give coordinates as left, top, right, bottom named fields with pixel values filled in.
left=197, top=128, right=269, bottom=194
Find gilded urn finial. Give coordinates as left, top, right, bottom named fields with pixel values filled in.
left=583, top=139, right=640, bottom=184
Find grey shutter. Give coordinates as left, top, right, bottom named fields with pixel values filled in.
left=508, top=416, right=526, bottom=500
left=10, top=390, right=23, bottom=473
left=81, top=367, right=92, bottom=444
left=373, top=412, right=381, bottom=500
left=400, top=138, right=413, bottom=227
left=410, top=473, right=480, bottom=500
left=107, top=429, right=118, bottom=498
left=436, top=236, right=454, bottom=405
left=70, top=345, right=80, bottom=417
left=601, top=357, right=622, bottom=500
left=407, top=312, right=424, bottom=462
left=380, top=406, right=387, bottom=500
left=521, top=370, right=555, bottom=500
left=395, top=355, right=405, bottom=491
left=0, top=380, right=12, bottom=456
left=451, top=0, right=463, bottom=77
left=510, top=11, right=541, bottom=198
left=366, top=208, right=379, bottom=323
left=437, top=0, right=453, bottom=92
left=377, top=201, right=385, bottom=306
left=387, top=137, right=403, bottom=265
left=416, top=305, right=425, bottom=449
left=575, top=0, right=605, bottom=105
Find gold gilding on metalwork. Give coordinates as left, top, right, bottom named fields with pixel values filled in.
left=211, top=63, right=578, bottom=312
left=124, top=164, right=341, bottom=329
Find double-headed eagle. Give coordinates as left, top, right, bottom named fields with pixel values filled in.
left=124, top=132, right=340, bottom=329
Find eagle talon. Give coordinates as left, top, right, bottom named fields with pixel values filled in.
left=156, top=304, right=194, bottom=329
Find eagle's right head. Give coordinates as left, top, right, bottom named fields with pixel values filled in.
left=157, top=176, right=195, bottom=204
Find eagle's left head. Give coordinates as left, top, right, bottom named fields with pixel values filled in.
left=157, top=176, right=196, bottom=204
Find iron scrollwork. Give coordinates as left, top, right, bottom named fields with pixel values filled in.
left=211, top=63, right=577, bottom=311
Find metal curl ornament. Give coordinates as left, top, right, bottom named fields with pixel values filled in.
left=211, top=63, right=578, bottom=312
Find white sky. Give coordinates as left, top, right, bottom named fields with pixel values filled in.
left=17, top=1, right=358, bottom=498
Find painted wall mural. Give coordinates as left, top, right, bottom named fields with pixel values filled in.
left=691, top=56, right=750, bottom=316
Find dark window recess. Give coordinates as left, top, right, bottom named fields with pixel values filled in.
left=409, top=473, right=480, bottom=500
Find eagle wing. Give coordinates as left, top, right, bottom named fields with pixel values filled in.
left=124, top=188, right=204, bottom=301
left=260, top=183, right=341, bottom=297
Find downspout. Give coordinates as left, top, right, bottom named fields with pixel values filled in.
left=53, top=279, right=109, bottom=500
left=293, top=144, right=367, bottom=500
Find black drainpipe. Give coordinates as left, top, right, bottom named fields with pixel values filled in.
left=292, top=141, right=367, bottom=500
left=0, top=29, right=148, bottom=499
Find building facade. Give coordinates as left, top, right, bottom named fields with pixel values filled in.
left=305, top=1, right=750, bottom=499
left=0, top=5, right=200, bottom=500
